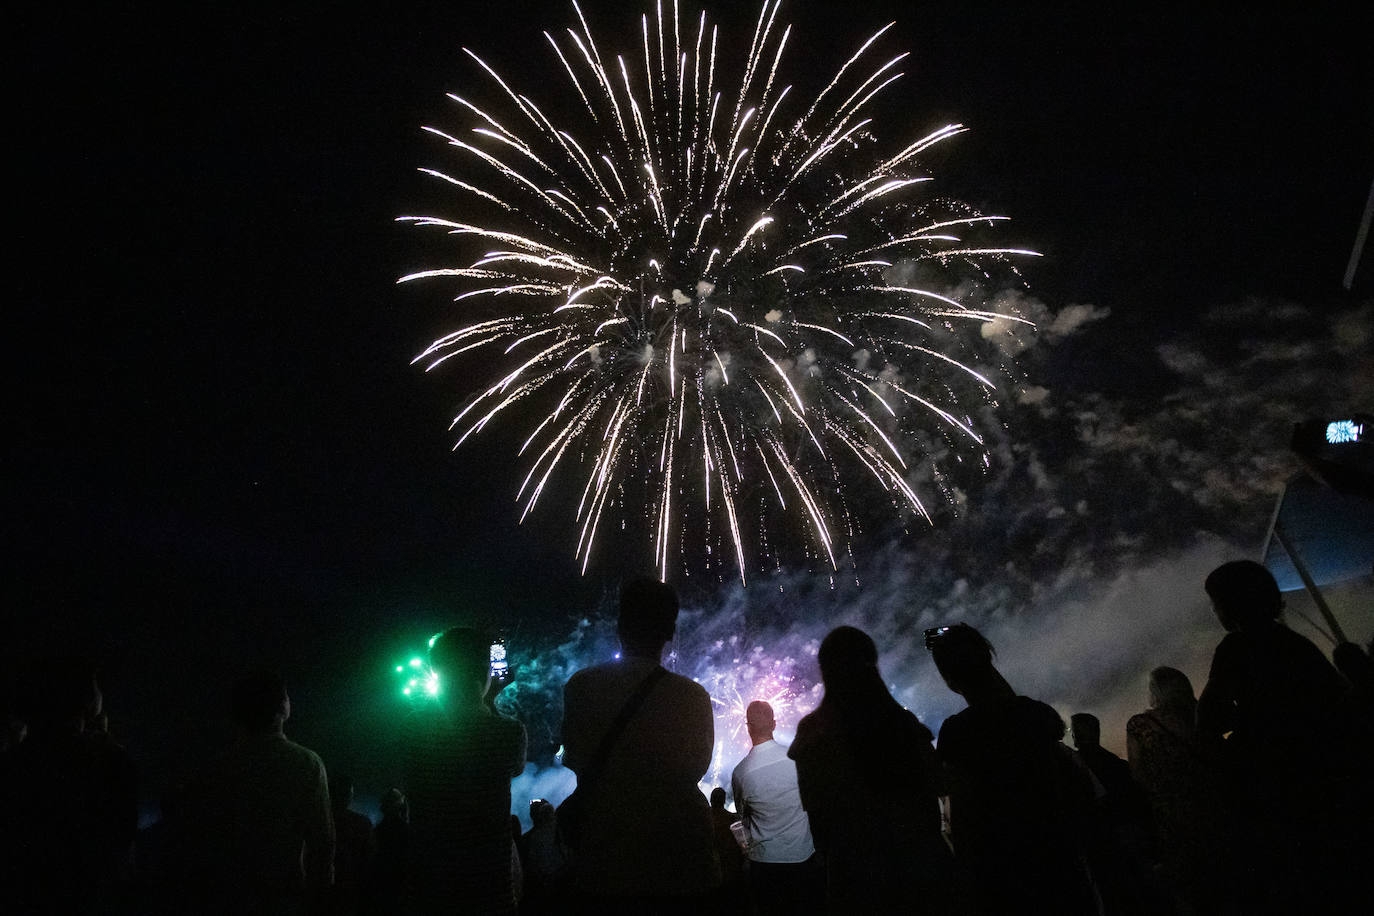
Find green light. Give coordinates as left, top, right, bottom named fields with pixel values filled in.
left=427, top=631, right=442, bottom=649
left=393, top=643, right=443, bottom=705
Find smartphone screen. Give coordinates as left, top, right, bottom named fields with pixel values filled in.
left=489, top=639, right=508, bottom=679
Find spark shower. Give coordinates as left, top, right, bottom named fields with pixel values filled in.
left=401, top=0, right=1038, bottom=582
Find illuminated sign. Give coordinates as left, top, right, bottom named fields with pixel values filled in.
left=1292, top=414, right=1372, bottom=499
left=1325, top=420, right=1365, bottom=444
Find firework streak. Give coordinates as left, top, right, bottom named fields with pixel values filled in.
left=401, top=1, right=1039, bottom=582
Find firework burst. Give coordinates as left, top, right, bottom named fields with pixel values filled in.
left=401, top=0, right=1038, bottom=582
left=692, top=641, right=818, bottom=786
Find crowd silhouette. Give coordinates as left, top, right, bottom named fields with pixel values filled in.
left=2, top=561, right=1371, bottom=914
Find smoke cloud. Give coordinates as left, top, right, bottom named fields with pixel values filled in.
left=500, top=295, right=1373, bottom=824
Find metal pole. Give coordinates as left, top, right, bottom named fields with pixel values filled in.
left=1272, top=520, right=1349, bottom=644
left=1344, top=176, right=1374, bottom=291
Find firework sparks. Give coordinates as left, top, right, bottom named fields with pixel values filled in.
left=402, top=1, right=1038, bottom=582
left=701, top=654, right=814, bottom=788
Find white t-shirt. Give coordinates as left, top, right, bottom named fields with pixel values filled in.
left=731, top=739, right=815, bottom=863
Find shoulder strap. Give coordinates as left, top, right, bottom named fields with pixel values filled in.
left=580, top=666, right=668, bottom=784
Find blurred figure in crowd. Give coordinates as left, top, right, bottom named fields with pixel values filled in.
left=403, top=626, right=526, bottom=915
left=791, top=626, right=950, bottom=913
left=929, top=623, right=1097, bottom=915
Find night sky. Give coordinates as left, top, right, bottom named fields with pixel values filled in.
left=11, top=1, right=1371, bottom=807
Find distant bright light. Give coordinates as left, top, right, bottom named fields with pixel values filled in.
left=396, top=652, right=442, bottom=702
left=396, top=633, right=502, bottom=701
left=1326, top=420, right=1364, bottom=444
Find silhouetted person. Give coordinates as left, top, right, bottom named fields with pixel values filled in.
left=1, top=709, right=24, bottom=753
left=1071, top=713, right=1161, bottom=916
left=1126, top=666, right=1234, bottom=915
left=0, top=675, right=26, bottom=753
left=0, top=663, right=137, bottom=915
left=1333, top=640, right=1374, bottom=788
left=517, top=799, right=569, bottom=915
left=1333, top=641, right=1374, bottom=717
left=731, top=701, right=820, bottom=916
left=1069, top=715, right=1133, bottom=818
left=327, top=774, right=376, bottom=916
left=181, top=670, right=334, bottom=915
left=707, top=787, right=748, bottom=914
left=560, top=578, right=720, bottom=912
left=510, top=813, right=525, bottom=907
left=1196, top=560, right=1359, bottom=914
left=79, top=677, right=140, bottom=906
left=402, top=626, right=526, bottom=915
left=367, top=789, right=409, bottom=916
left=789, top=626, right=950, bottom=914
left=929, top=623, right=1097, bottom=915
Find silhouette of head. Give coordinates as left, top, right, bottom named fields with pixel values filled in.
left=429, top=626, right=492, bottom=704
left=927, top=623, right=996, bottom=697
left=231, top=671, right=289, bottom=733
left=381, top=788, right=408, bottom=822
left=746, top=700, right=775, bottom=743
left=1204, top=560, right=1282, bottom=632
left=817, top=626, right=879, bottom=687
left=530, top=798, right=555, bottom=827
left=2, top=712, right=24, bottom=751
left=158, top=782, right=185, bottom=823
left=1148, top=666, right=1196, bottom=714
left=330, top=772, right=355, bottom=809
left=1069, top=713, right=1100, bottom=750
left=618, top=577, right=678, bottom=655
left=816, top=626, right=903, bottom=717
left=709, top=787, right=728, bottom=810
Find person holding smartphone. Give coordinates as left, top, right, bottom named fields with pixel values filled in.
left=402, top=626, right=527, bottom=915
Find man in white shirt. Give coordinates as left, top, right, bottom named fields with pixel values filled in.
left=730, top=701, right=822, bottom=915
